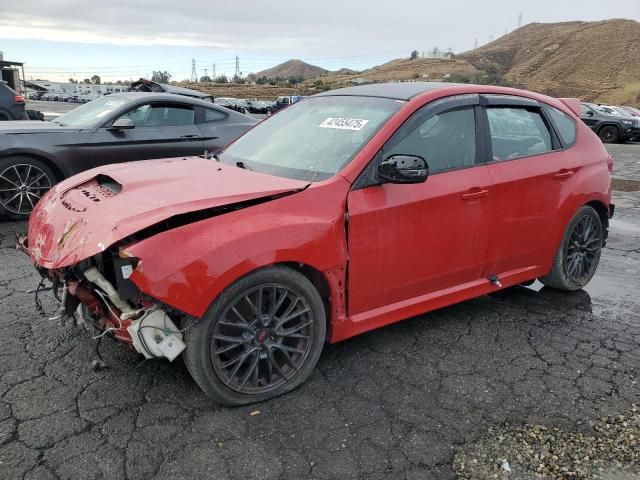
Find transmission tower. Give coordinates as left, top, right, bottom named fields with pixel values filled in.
left=235, top=55, right=240, bottom=78
left=518, top=12, right=523, bottom=28
left=474, top=38, right=478, bottom=49
left=212, top=63, right=216, bottom=80
left=190, top=58, right=197, bottom=82
left=203, top=68, right=209, bottom=81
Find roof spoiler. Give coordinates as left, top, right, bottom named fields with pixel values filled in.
left=559, top=98, right=581, bottom=117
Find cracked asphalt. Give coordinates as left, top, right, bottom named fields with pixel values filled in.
left=1, top=144, right=639, bottom=480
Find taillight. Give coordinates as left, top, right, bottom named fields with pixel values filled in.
left=14, top=95, right=25, bottom=103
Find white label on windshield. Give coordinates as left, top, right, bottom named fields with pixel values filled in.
left=319, top=117, right=369, bottom=131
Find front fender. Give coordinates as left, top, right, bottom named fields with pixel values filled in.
left=126, top=179, right=350, bottom=319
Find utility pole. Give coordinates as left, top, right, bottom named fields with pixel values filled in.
left=191, top=58, right=197, bottom=83
left=474, top=38, right=478, bottom=49
left=235, top=55, right=240, bottom=78
left=518, top=12, right=523, bottom=28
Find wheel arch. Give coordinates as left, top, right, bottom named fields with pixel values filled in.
left=597, top=122, right=622, bottom=136
left=585, top=199, right=610, bottom=243
left=0, top=152, right=64, bottom=183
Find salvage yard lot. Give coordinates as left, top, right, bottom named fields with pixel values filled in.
left=1, top=144, right=639, bottom=479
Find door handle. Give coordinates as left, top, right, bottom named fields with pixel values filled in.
left=180, top=134, right=200, bottom=141
left=461, top=188, right=489, bottom=201
left=554, top=169, right=574, bottom=179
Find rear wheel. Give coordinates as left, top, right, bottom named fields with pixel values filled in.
left=0, top=156, right=56, bottom=219
left=540, top=206, right=603, bottom=291
left=598, top=125, right=620, bottom=143
left=183, top=266, right=326, bottom=405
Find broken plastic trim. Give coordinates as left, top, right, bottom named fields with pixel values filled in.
left=119, top=186, right=309, bottom=246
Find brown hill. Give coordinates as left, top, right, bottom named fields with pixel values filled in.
left=255, top=59, right=328, bottom=80
left=458, top=19, right=640, bottom=105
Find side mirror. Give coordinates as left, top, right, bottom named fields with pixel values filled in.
left=109, top=118, right=135, bottom=130
left=585, top=111, right=595, bottom=117
left=377, top=154, right=429, bottom=184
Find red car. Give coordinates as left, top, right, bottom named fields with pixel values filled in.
left=20, top=82, right=613, bottom=405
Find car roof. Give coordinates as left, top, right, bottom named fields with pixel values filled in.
left=108, top=92, right=256, bottom=120
left=315, top=82, right=462, bottom=100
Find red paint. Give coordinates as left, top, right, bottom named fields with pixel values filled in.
left=27, top=84, right=612, bottom=346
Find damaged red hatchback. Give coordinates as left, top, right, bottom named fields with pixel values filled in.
left=20, top=83, right=613, bottom=405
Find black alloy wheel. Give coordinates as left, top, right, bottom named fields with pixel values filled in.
left=565, top=213, right=601, bottom=284
left=540, top=205, right=604, bottom=291
left=183, top=266, right=326, bottom=405
left=598, top=125, right=619, bottom=144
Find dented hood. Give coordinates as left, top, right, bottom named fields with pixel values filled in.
left=28, top=157, right=309, bottom=269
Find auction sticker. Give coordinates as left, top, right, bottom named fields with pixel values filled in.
left=319, top=117, right=369, bottom=130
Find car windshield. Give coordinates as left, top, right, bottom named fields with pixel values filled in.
left=52, top=96, right=131, bottom=127
left=219, top=96, right=403, bottom=181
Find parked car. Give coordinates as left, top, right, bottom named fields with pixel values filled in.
left=19, top=82, right=614, bottom=405
left=0, top=92, right=256, bottom=218
left=272, top=95, right=305, bottom=112
left=580, top=102, right=640, bottom=143
left=128, top=78, right=213, bottom=102
left=245, top=100, right=273, bottom=114
left=0, top=81, right=27, bottom=120
left=214, top=97, right=250, bottom=114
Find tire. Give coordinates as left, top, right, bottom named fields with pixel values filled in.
left=183, top=266, right=326, bottom=406
left=598, top=125, right=620, bottom=144
left=539, top=206, right=603, bottom=291
left=0, top=156, right=57, bottom=220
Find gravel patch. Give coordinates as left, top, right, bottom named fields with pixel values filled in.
left=454, top=405, right=640, bottom=479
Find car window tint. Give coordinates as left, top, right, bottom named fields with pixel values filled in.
left=204, top=109, right=226, bottom=122
left=385, top=107, right=476, bottom=174
left=486, top=107, right=552, bottom=161
left=544, top=105, right=577, bottom=147
left=580, top=104, right=592, bottom=115
left=122, top=104, right=194, bottom=127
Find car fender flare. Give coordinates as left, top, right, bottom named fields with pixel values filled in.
left=596, top=123, right=621, bottom=136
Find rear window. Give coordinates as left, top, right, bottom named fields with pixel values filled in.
left=486, top=107, right=552, bottom=161
left=543, top=105, right=577, bottom=147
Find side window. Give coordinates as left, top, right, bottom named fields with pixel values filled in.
left=385, top=107, right=476, bottom=174
left=543, top=105, right=577, bottom=147
left=486, top=107, right=552, bottom=161
left=203, top=109, right=226, bottom=123
left=120, top=104, right=195, bottom=127
left=580, top=104, right=592, bottom=116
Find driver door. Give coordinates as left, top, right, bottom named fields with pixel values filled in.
left=90, top=102, right=204, bottom=167
left=347, top=95, right=493, bottom=315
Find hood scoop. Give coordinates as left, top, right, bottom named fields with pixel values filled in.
left=60, top=175, right=121, bottom=212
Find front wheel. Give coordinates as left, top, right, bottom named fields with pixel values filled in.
left=540, top=206, right=603, bottom=291
left=598, top=125, right=620, bottom=144
left=183, top=266, right=326, bottom=405
left=0, top=156, right=57, bottom=219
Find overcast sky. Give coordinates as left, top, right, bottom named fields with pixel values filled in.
left=0, top=0, right=638, bottom=82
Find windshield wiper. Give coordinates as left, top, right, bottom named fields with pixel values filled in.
left=235, top=161, right=252, bottom=171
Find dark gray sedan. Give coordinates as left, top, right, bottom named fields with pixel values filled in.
left=0, top=92, right=257, bottom=218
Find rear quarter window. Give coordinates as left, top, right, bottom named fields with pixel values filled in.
left=543, top=105, right=577, bottom=147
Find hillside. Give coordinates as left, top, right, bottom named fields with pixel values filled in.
left=458, top=19, right=640, bottom=105
left=255, top=59, right=328, bottom=80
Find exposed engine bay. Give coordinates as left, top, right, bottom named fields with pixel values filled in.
left=20, top=236, right=188, bottom=362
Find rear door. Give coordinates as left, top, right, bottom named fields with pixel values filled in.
left=481, top=95, right=575, bottom=278
left=347, top=95, right=493, bottom=314
left=90, top=101, right=204, bottom=167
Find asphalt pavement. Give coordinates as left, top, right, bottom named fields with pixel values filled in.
left=0, top=144, right=639, bottom=479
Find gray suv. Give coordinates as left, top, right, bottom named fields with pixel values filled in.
left=0, top=81, right=27, bottom=120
